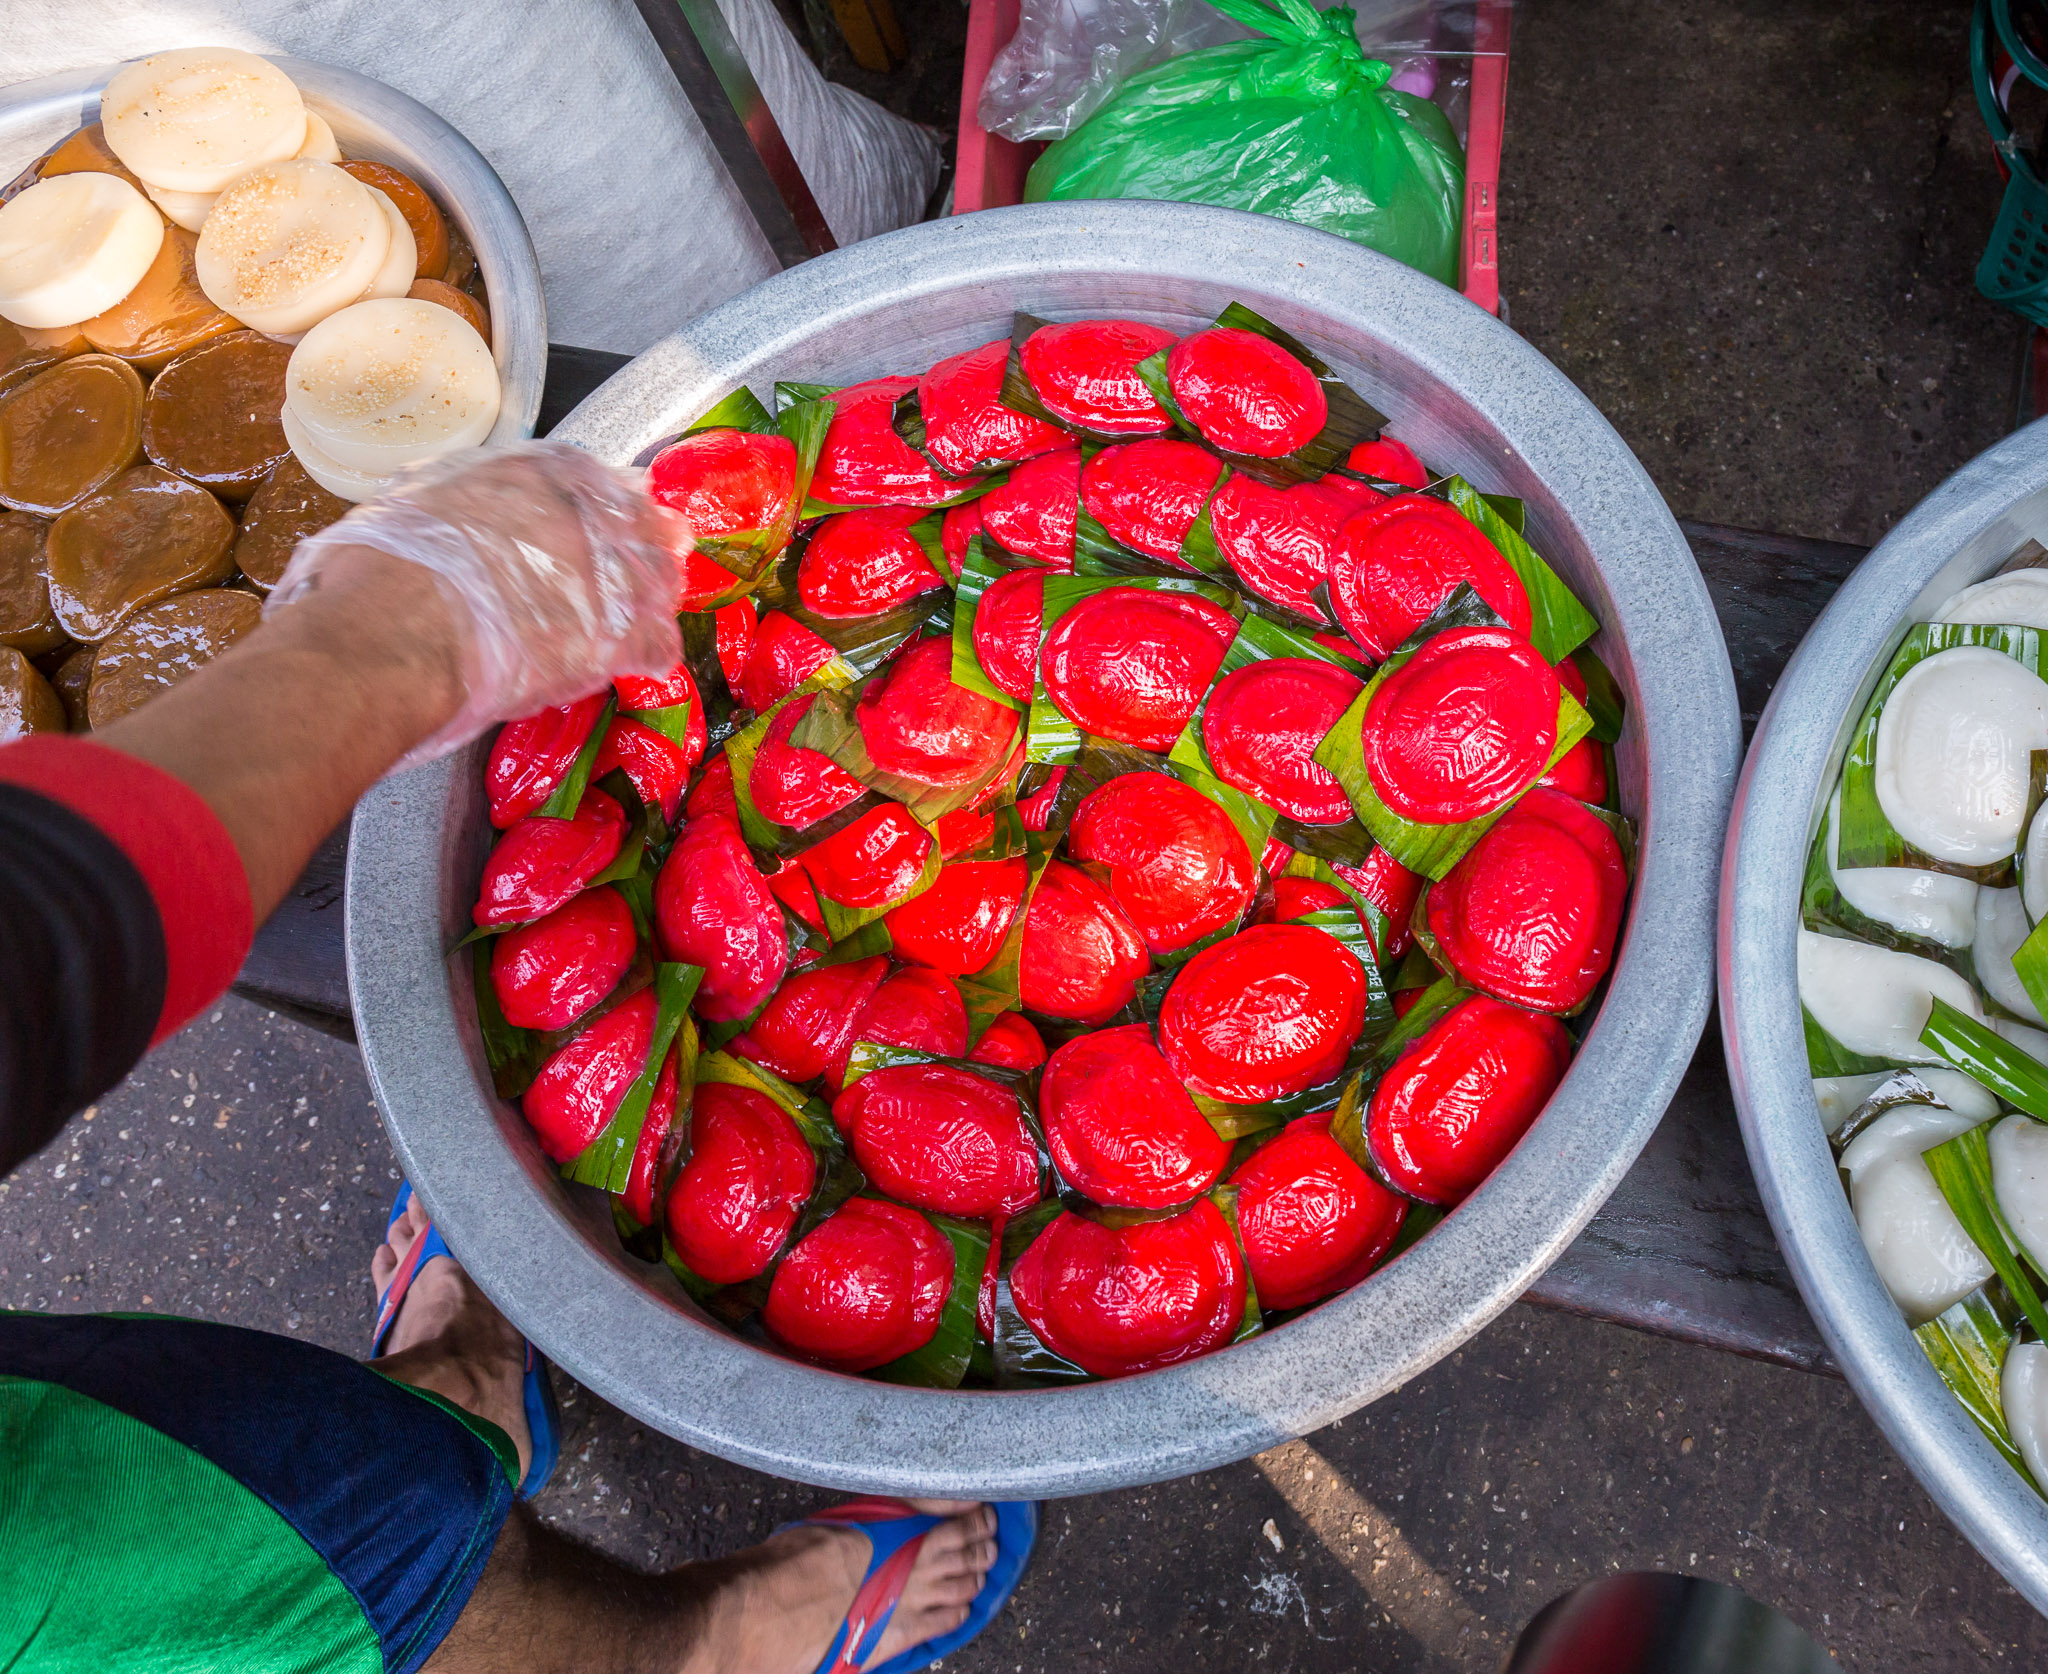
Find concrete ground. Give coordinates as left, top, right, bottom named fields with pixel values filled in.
left=4, top=1, right=2044, bottom=1669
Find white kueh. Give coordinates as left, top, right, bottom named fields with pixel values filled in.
left=195, top=157, right=390, bottom=335
left=0, top=171, right=164, bottom=328
left=100, top=46, right=306, bottom=193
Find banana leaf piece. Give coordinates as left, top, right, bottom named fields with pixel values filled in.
left=455, top=764, right=655, bottom=949
left=949, top=536, right=1042, bottom=712
left=1570, top=645, right=1627, bottom=743
left=872, top=1209, right=993, bottom=1389
left=1835, top=623, right=2046, bottom=877
left=1436, top=478, right=1597, bottom=664
left=786, top=643, right=1027, bottom=827
left=1312, top=586, right=1593, bottom=879
left=677, top=397, right=835, bottom=607
left=1281, top=851, right=1392, bottom=971
left=1071, top=502, right=1234, bottom=583
left=1805, top=1005, right=1906, bottom=1079
left=1167, top=608, right=1374, bottom=869
left=562, top=963, right=705, bottom=1194
left=660, top=1048, right=862, bottom=1307
left=686, top=387, right=777, bottom=435
left=1131, top=300, right=1386, bottom=488
left=1802, top=796, right=1972, bottom=975
left=1026, top=571, right=1242, bottom=765
left=535, top=692, right=617, bottom=820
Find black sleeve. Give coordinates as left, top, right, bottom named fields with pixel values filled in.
left=0, top=784, right=166, bottom=1175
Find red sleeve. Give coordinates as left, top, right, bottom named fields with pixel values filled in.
left=0, top=737, right=253, bottom=1045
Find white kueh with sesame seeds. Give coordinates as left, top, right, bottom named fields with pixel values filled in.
left=0, top=173, right=165, bottom=328
left=195, top=158, right=392, bottom=337
left=282, top=296, right=501, bottom=499
left=100, top=48, right=307, bottom=194
left=361, top=191, right=419, bottom=303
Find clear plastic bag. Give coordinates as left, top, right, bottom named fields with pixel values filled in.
left=269, top=442, right=688, bottom=767
left=978, top=0, right=1250, bottom=142
left=979, top=0, right=1495, bottom=145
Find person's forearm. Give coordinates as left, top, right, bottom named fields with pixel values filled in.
left=96, top=548, right=466, bottom=922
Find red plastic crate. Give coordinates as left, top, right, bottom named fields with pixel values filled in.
left=954, top=0, right=1512, bottom=315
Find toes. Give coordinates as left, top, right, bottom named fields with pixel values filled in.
left=905, top=1497, right=981, bottom=1518
left=926, top=1572, right=983, bottom=1609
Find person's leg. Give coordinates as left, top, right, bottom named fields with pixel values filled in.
left=370, top=1202, right=1002, bottom=1674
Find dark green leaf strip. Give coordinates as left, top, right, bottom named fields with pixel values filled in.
left=563, top=963, right=706, bottom=1194
left=1923, top=1123, right=2048, bottom=1345
left=1920, top=997, right=2048, bottom=1119
left=536, top=692, right=617, bottom=820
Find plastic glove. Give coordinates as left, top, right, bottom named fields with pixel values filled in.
left=267, top=440, right=689, bottom=767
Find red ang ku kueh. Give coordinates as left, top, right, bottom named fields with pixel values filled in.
left=461, top=307, right=1629, bottom=1387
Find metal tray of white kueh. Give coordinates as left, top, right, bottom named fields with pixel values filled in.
left=0, top=56, right=545, bottom=445
left=1722, top=421, right=2048, bottom=1610
left=345, top=202, right=1740, bottom=1499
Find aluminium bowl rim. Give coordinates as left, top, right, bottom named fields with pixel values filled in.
left=1720, top=414, right=2048, bottom=1610
left=347, top=201, right=1738, bottom=1497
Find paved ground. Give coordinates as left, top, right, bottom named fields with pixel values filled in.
left=6, top=1, right=2046, bottom=1670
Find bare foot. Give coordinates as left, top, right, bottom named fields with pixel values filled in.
left=370, top=1195, right=533, bottom=1481
left=700, top=1501, right=1003, bottom=1674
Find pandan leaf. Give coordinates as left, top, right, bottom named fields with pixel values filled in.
left=1437, top=478, right=1598, bottom=664
left=1913, top=1285, right=2035, bottom=1483
left=1920, top=997, right=2048, bottom=1120
left=1924, top=1123, right=2048, bottom=1345
left=563, top=963, right=705, bottom=1194
left=872, top=1209, right=993, bottom=1389
left=1835, top=623, right=2045, bottom=876
left=2014, top=919, right=2048, bottom=1024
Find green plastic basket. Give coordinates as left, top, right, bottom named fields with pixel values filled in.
left=1974, top=0, right=2048, bottom=326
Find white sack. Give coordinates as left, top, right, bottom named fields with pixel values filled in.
left=0, top=0, right=942, bottom=353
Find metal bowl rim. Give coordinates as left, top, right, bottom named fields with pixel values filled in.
left=347, top=201, right=1739, bottom=1497
left=1720, top=415, right=2048, bottom=1609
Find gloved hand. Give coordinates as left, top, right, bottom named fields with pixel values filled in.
left=267, top=440, right=689, bottom=767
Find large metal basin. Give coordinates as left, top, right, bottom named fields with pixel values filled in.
left=346, top=202, right=1739, bottom=1498
left=1721, top=420, right=2048, bottom=1610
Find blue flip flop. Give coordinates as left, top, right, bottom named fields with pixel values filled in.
left=775, top=1496, right=1038, bottom=1674
left=373, top=1182, right=561, bottom=1500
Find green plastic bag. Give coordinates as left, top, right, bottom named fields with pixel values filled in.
left=1023, top=0, right=1466, bottom=287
